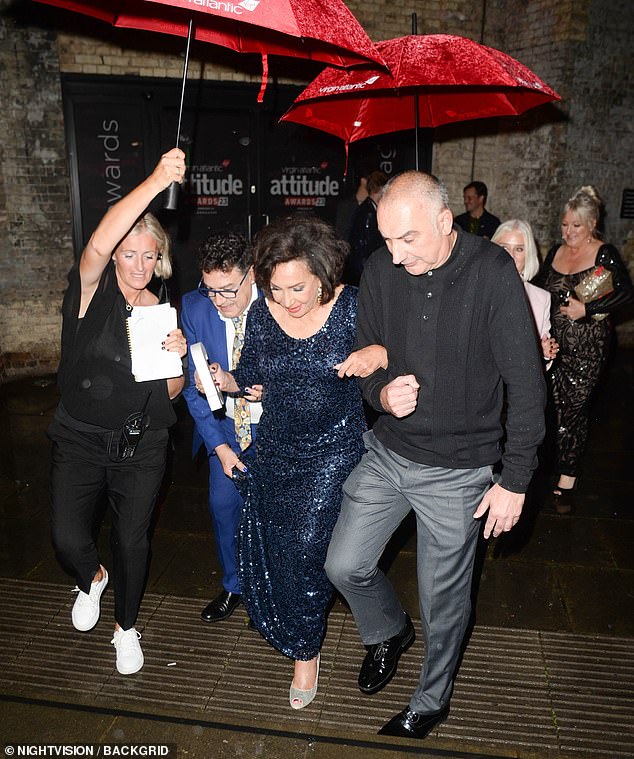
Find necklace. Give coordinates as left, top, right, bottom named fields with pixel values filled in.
left=124, top=289, right=145, bottom=311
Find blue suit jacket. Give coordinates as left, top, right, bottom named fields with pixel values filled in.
left=181, top=287, right=261, bottom=457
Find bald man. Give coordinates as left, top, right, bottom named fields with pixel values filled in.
left=325, top=171, right=545, bottom=739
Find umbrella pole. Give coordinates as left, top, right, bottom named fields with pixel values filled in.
left=412, top=12, right=419, bottom=171
left=164, top=19, right=193, bottom=210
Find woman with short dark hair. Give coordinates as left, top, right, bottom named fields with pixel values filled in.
left=252, top=213, right=348, bottom=302
left=207, top=214, right=387, bottom=709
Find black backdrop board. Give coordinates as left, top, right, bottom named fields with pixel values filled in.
left=66, top=94, right=152, bottom=250
left=337, top=131, right=433, bottom=199
left=165, top=103, right=256, bottom=290
left=264, top=121, right=344, bottom=220
left=168, top=107, right=253, bottom=232
left=62, top=75, right=432, bottom=300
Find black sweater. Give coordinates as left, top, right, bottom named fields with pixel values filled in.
left=357, top=228, right=546, bottom=493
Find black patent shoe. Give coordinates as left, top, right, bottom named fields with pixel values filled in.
left=378, top=705, right=449, bottom=738
left=358, top=614, right=415, bottom=694
left=200, top=591, right=242, bottom=622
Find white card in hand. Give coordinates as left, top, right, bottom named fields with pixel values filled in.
left=190, top=342, right=225, bottom=411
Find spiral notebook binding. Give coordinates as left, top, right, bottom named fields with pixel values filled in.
left=125, top=313, right=138, bottom=379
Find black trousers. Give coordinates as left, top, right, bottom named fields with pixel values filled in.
left=49, top=417, right=168, bottom=630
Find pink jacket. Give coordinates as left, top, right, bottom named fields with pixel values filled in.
left=525, top=281, right=553, bottom=368
left=524, top=281, right=551, bottom=339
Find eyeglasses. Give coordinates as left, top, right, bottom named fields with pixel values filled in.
left=198, top=269, right=249, bottom=300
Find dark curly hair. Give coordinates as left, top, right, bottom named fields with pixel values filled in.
left=197, top=232, right=252, bottom=274
left=252, top=215, right=348, bottom=304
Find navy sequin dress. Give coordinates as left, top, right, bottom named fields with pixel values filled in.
left=233, top=286, right=366, bottom=660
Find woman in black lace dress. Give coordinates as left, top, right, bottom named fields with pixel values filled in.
left=538, top=186, right=632, bottom=513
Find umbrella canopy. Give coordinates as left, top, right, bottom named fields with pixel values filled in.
left=33, top=0, right=385, bottom=69
left=281, top=34, right=560, bottom=149
left=34, top=0, right=385, bottom=207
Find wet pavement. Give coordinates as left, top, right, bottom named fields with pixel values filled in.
left=0, top=348, right=632, bottom=758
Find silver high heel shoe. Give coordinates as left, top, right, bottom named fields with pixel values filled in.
left=289, top=654, right=320, bottom=710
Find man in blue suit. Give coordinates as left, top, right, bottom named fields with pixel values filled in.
left=181, top=233, right=262, bottom=622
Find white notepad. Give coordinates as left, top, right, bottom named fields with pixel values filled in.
left=190, top=342, right=225, bottom=411
left=126, top=302, right=183, bottom=382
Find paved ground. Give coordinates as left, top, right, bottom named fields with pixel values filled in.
left=0, top=348, right=633, bottom=758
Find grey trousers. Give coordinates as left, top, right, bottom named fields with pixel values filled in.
left=325, top=431, right=492, bottom=713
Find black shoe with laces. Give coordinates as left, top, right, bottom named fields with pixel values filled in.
left=358, top=613, right=415, bottom=694
left=378, top=705, right=449, bottom=738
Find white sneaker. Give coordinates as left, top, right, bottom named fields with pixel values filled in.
left=111, top=627, right=144, bottom=675
left=71, top=567, right=109, bottom=631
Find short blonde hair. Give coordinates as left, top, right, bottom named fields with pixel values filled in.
left=127, top=212, right=173, bottom=279
left=563, top=185, right=603, bottom=238
left=491, top=219, right=540, bottom=281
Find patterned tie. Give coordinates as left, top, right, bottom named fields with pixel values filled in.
left=231, top=314, right=252, bottom=451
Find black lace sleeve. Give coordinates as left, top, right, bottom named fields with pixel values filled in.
left=534, top=245, right=558, bottom=287
left=584, top=244, right=634, bottom=316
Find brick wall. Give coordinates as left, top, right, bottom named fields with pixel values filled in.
left=1, top=0, right=633, bottom=379
left=0, top=2, right=74, bottom=379
left=560, top=0, right=633, bottom=244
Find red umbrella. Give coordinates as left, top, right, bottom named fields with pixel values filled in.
left=33, top=0, right=386, bottom=205
left=33, top=0, right=384, bottom=71
left=280, top=34, right=561, bottom=169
